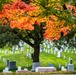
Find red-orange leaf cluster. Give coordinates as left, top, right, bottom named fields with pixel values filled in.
left=0, top=0, right=38, bottom=30
left=0, top=0, right=71, bottom=41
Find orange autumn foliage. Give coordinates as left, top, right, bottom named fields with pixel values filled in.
left=44, top=19, right=70, bottom=41
left=0, top=0, right=71, bottom=41
left=0, top=0, right=37, bottom=30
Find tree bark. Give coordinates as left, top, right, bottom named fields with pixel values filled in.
left=33, top=40, right=40, bottom=62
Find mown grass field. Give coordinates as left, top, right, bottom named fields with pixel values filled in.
left=0, top=44, right=76, bottom=73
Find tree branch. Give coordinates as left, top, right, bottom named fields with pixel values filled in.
left=13, top=29, right=34, bottom=48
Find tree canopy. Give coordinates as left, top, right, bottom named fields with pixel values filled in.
left=0, top=0, right=76, bottom=45
left=0, top=0, right=75, bottom=41
left=0, top=0, right=76, bottom=47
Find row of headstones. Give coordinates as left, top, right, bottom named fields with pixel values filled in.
left=40, top=44, right=76, bottom=59
left=40, top=39, right=76, bottom=52
left=40, top=48, right=76, bottom=60
left=13, top=40, right=76, bottom=55
left=0, top=56, right=31, bottom=70
left=3, top=66, right=28, bottom=73
left=0, top=52, right=74, bottom=68
left=0, top=43, right=32, bottom=54
left=0, top=48, right=75, bottom=65
left=0, top=48, right=76, bottom=57
left=5, top=61, right=16, bottom=70
left=1, top=39, right=76, bottom=53
left=61, top=64, right=74, bottom=71
left=0, top=51, right=74, bottom=72
left=0, top=40, right=31, bottom=54
left=49, top=56, right=74, bottom=71
left=32, top=62, right=74, bottom=72
left=57, top=50, right=76, bottom=61
left=40, top=43, right=76, bottom=54
left=0, top=50, right=20, bottom=54
left=2, top=59, right=74, bottom=73
left=0, top=40, right=76, bottom=56
left=19, top=39, right=76, bottom=52
left=24, top=45, right=76, bottom=60
left=3, top=63, right=74, bottom=73
left=49, top=63, right=74, bottom=71
left=0, top=40, right=76, bottom=60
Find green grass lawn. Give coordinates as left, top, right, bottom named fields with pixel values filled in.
left=0, top=45, right=76, bottom=73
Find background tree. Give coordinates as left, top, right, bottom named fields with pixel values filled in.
left=0, top=0, right=76, bottom=63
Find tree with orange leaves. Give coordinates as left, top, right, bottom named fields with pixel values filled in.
left=0, top=0, right=76, bottom=67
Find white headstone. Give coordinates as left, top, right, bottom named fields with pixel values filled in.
left=40, top=47, right=43, bottom=52
left=64, top=41, right=67, bottom=44
left=17, top=66, right=21, bottom=71
left=15, top=45, right=18, bottom=50
left=57, top=51, right=62, bottom=58
left=66, top=47, right=68, bottom=50
left=61, top=66, right=67, bottom=71
left=19, top=42, right=23, bottom=47
left=3, top=67, right=9, bottom=73
left=54, top=47, right=58, bottom=51
left=60, top=48, right=63, bottom=52
left=5, top=67, right=9, bottom=71
left=21, top=47, right=24, bottom=52
left=24, top=68, right=28, bottom=71
left=3, top=70, right=5, bottom=73
left=11, top=51, right=14, bottom=54
left=61, top=45, right=64, bottom=49
left=48, top=45, right=50, bottom=48
left=61, top=66, right=64, bottom=71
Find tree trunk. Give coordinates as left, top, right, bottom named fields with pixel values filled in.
left=33, top=41, right=40, bottom=62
